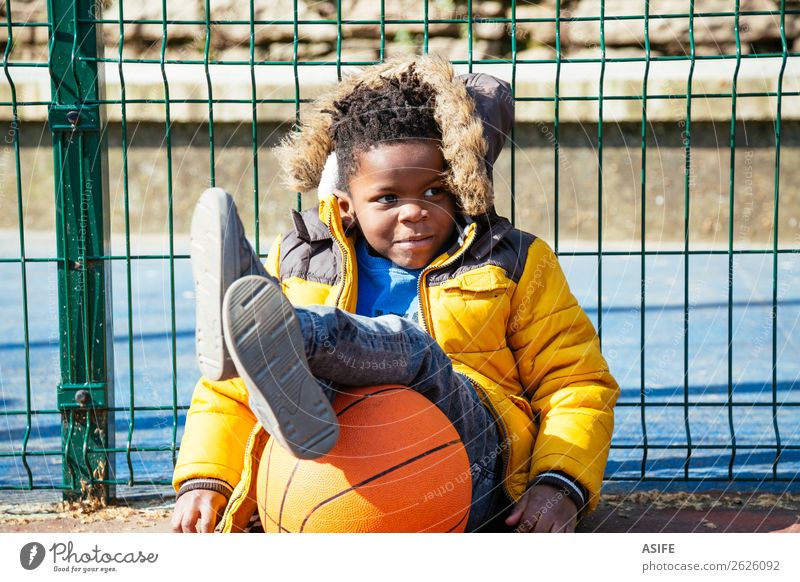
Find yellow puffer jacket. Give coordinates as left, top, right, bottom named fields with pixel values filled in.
left=173, top=194, right=619, bottom=532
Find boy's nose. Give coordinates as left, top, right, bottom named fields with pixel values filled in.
left=398, top=201, right=428, bottom=222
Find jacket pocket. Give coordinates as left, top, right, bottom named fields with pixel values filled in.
left=439, top=267, right=511, bottom=296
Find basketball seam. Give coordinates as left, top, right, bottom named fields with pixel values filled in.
left=260, top=438, right=277, bottom=532
left=334, top=386, right=406, bottom=417
left=278, top=458, right=301, bottom=533
left=298, top=439, right=462, bottom=533
left=263, top=508, right=292, bottom=533
left=447, top=508, right=470, bottom=533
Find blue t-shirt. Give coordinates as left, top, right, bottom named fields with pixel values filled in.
left=355, top=236, right=422, bottom=322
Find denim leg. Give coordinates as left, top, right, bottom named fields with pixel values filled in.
left=295, top=305, right=505, bottom=531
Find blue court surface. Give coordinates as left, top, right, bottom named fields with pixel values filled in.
left=1, top=232, right=798, bottom=495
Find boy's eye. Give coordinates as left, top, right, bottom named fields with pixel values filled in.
left=375, top=194, right=398, bottom=204
left=374, top=188, right=446, bottom=204
left=424, top=187, right=447, bottom=198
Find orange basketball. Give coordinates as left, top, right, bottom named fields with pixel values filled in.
left=256, top=385, right=472, bottom=532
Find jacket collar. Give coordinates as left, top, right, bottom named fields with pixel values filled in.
left=454, top=209, right=514, bottom=260
left=291, top=205, right=333, bottom=243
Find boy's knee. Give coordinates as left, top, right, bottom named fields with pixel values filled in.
left=385, top=315, right=435, bottom=344
left=379, top=313, right=409, bottom=327
left=298, top=304, right=339, bottom=320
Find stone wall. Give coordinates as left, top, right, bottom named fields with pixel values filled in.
left=3, top=1, right=799, bottom=64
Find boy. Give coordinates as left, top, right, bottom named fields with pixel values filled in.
left=172, top=55, right=619, bottom=534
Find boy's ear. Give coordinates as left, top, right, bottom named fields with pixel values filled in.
left=332, top=187, right=349, bottom=208
left=333, top=188, right=355, bottom=229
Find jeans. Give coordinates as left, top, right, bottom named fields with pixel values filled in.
left=294, top=305, right=508, bottom=532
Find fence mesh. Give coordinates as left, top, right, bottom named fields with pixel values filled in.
left=0, top=0, right=798, bottom=501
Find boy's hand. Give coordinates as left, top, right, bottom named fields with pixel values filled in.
left=171, top=489, right=228, bottom=533
left=504, top=484, right=578, bottom=533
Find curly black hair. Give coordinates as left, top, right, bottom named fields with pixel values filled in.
left=322, top=64, right=443, bottom=192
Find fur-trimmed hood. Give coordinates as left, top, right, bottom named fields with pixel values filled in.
left=274, top=54, right=513, bottom=216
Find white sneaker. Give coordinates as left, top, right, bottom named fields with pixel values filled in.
left=190, top=188, right=268, bottom=381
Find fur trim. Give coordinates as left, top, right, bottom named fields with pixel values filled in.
left=273, top=54, right=493, bottom=216
left=318, top=151, right=338, bottom=200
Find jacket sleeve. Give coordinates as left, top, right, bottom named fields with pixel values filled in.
left=507, top=238, right=619, bottom=515
left=172, top=234, right=283, bottom=493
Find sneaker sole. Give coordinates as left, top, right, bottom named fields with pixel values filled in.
left=190, top=188, right=239, bottom=381
left=222, top=275, right=339, bottom=459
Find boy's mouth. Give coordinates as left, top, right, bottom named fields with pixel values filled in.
left=395, top=235, right=434, bottom=249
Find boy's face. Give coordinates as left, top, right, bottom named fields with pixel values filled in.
left=334, top=141, right=457, bottom=270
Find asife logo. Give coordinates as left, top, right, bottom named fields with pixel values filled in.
left=19, top=542, right=46, bottom=570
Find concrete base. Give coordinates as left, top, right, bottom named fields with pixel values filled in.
left=1, top=491, right=798, bottom=533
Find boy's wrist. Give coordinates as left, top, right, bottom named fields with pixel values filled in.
left=176, top=477, right=234, bottom=501
left=526, top=471, right=587, bottom=520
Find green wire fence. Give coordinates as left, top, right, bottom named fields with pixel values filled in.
left=0, top=0, right=798, bottom=502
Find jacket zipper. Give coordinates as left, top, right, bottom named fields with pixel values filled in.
left=219, top=423, right=259, bottom=531
left=465, top=376, right=514, bottom=502
left=327, top=223, right=350, bottom=309
left=415, top=225, right=476, bottom=332
left=417, top=228, right=514, bottom=501
left=414, top=228, right=515, bottom=502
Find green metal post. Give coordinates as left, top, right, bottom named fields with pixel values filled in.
left=47, top=0, right=115, bottom=502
